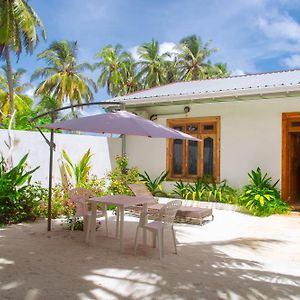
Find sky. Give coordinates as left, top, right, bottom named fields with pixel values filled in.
left=11, top=0, right=300, bottom=101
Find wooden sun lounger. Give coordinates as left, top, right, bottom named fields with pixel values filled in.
left=128, top=184, right=214, bottom=225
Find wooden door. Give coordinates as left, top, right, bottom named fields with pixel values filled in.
left=282, top=113, right=300, bottom=203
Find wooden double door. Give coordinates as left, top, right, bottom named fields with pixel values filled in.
left=282, top=113, right=300, bottom=206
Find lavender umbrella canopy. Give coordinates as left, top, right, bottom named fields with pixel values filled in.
left=39, top=110, right=199, bottom=141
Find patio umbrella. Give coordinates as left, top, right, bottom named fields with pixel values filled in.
left=39, top=110, right=199, bottom=141
left=39, top=110, right=199, bottom=231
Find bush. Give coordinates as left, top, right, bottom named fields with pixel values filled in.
left=0, top=154, right=40, bottom=224
left=238, top=168, right=290, bottom=216
left=107, top=155, right=139, bottom=195
left=139, top=170, right=168, bottom=196
left=172, top=176, right=237, bottom=203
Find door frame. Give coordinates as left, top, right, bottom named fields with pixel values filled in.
left=282, top=112, right=300, bottom=202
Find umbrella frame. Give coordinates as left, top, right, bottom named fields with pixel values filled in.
left=30, top=101, right=124, bottom=231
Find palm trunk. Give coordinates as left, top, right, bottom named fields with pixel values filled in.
left=5, top=46, right=14, bottom=116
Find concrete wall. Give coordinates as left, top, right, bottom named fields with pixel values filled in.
left=127, top=97, right=300, bottom=190
left=0, top=129, right=121, bottom=186
left=1, top=96, right=299, bottom=191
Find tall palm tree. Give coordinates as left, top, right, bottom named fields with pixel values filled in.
left=208, top=63, right=230, bottom=78
left=0, top=66, right=33, bottom=121
left=119, top=54, right=141, bottom=95
left=0, top=0, right=46, bottom=116
left=31, top=41, right=97, bottom=107
left=95, top=44, right=129, bottom=97
left=137, top=39, right=169, bottom=88
left=177, top=35, right=218, bottom=81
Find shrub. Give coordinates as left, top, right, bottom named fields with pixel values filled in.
left=172, top=176, right=237, bottom=203
left=238, top=167, right=290, bottom=216
left=0, top=154, right=40, bottom=224
left=139, top=170, right=168, bottom=196
left=107, top=155, right=139, bottom=195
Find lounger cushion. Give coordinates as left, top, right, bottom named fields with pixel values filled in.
left=176, top=207, right=213, bottom=219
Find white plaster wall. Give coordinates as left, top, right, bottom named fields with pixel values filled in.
left=0, top=129, right=121, bottom=186
left=126, top=97, right=300, bottom=190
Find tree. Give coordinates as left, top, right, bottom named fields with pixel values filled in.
left=119, top=54, right=141, bottom=95
left=208, top=63, right=230, bottom=78
left=177, top=35, right=218, bottom=81
left=95, top=44, right=130, bottom=97
left=0, top=0, right=46, bottom=116
left=0, top=66, right=33, bottom=123
left=31, top=40, right=97, bottom=108
left=137, top=39, right=169, bottom=88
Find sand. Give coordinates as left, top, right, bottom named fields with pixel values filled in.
left=1, top=210, right=300, bottom=300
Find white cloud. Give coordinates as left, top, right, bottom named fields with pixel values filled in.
left=257, top=15, right=300, bottom=41
left=231, top=69, right=246, bottom=76
left=128, top=45, right=139, bottom=61
left=283, top=54, right=300, bottom=68
left=129, top=41, right=178, bottom=61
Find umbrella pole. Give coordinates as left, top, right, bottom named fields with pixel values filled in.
left=47, top=128, right=54, bottom=231
left=121, top=102, right=126, bottom=157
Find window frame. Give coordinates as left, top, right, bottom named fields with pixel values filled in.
left=167, top=116, right=220, bottom=182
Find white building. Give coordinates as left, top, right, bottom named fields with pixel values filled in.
left=109, top=70, right=300, bottom=207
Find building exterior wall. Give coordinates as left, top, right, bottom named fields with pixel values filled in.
left=126, top=97, right=300, bottom=190
left=0, top=129, right=121, bottom=186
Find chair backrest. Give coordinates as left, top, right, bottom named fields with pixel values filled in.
left=128, top=184, right=157, bottom=203
left=159, top=200, right=182, bottom=225
left=69, top=188, right=93, bottom=217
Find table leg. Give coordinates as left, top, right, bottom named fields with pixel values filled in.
left=120, top=205, right=125, bottom=252
left=103, top=204, right=108, bottom=237
left=116, top=207, right=120, bottom=238
left=89, top=202, right=97, bottom=245
left=84, top=216, right=89, bottom=243
left=142, top=203, right=148, bottom=245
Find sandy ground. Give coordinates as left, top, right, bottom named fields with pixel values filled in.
left=1, top=210, right=300, bottom=300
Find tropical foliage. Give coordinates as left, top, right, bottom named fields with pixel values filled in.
left=172, top=176, right=237, bottom=203
left=94, top=36, right=229, bottom=97
left=0, top=0, right=46, bottom=115
left=238, top=168, right=290, bottom=216
left=0, top=66, right=33, bottom=127
left=107, top=155, right=139, bottom=195
left=31, top=40, right=97, bottom=107
left=0, top=154, right=40, bottom=224
left=61, top=148, right=93, bottom=187
left=139, top=170, right=168, bottom=196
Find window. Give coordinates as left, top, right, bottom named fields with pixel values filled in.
left=167, top=117, right=220, bottom=181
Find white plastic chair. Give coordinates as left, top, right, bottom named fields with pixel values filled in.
left=69, top=188, right=95, bottom=241
left=134, top=200, right=182, bottom=259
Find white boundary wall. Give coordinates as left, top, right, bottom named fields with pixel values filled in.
left=0, top=129, right=121, bottom=186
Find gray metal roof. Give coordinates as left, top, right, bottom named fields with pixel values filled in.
left=109, top=69, right=300, bottom=106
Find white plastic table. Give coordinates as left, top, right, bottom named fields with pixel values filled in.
left=87, top=195, right=154, bottom=252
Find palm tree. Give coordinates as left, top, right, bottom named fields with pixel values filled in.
left=31, top=41, right=97, bottom=107
left=120, top=54, right=141, bottom=95
left=0, top=0, right=46, bottom=116
left=177, top=35, right=218, bottom=81
left=95, top=44, right=130, bottom=97
left=208, top=63, right=230, bottom=78
left=0, top=66, right=33, bottom=121
left=137, top=39, right=169, bottom=88
left=35, top=95, right=61, bottom=122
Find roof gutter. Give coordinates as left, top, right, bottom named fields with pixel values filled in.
left=119, top=85, right=300, bottom=107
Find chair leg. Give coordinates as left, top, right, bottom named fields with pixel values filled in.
left=134, top=226, right=140, bottom=255
left=152, top=232, right=156, bottom=248
left=103, top=204, right=108, bottom=237
left=85, top=216, right=91, bottom=243
left=157, top=231, right=162, bottom=260
left=171, top=226, right=178, bottom=254
left=161, top=229, right=164, bottom=257
left=116, top=207, right=120, bottom=238
left=71, top=217, right=76, bottom=232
